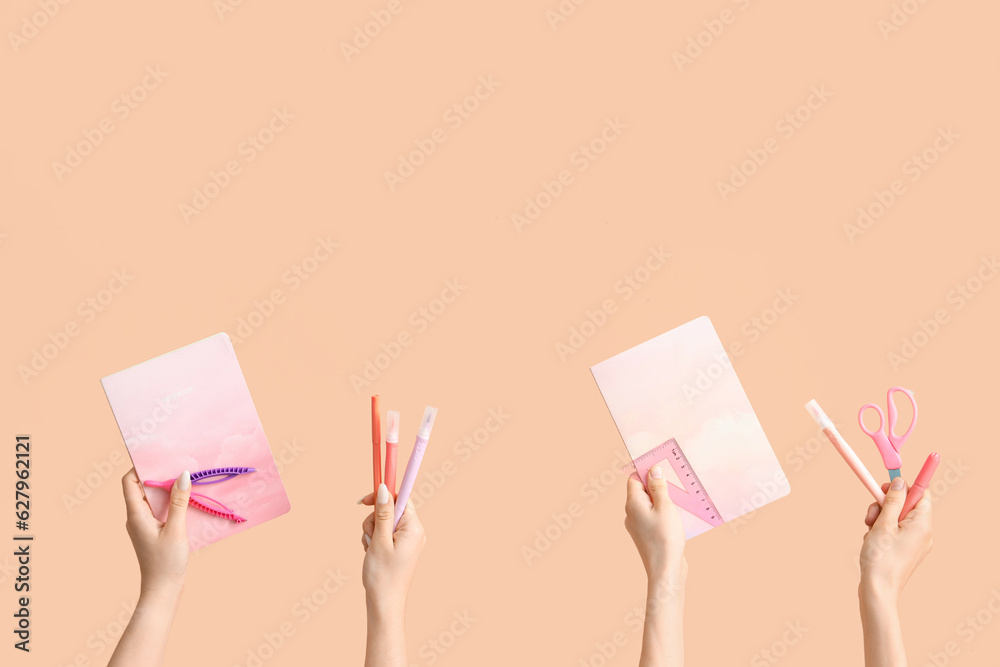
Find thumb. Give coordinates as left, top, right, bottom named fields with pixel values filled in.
left=164, top=470, right=191, bottom=536
left=373, top=483, right=395, bottom=546
left=874, top=476, right=907, bottom=529
left=645, top=466, right=673, bottom=509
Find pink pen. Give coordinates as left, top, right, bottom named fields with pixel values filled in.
left=393, top=406, right=438, bottom=530
left=899, top=452, right=939, bottom=520
left=806, top=400, right=886, bottom=505
left=384, top=410, right=400, bottom=499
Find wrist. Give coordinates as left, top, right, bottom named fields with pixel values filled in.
left=647, top=567, right=686, bottom=600
left=859, top=577, right=899, bottom=610
left=366, top=590, right=407, bottom=624
left=137, top=580, right=183, bottom=611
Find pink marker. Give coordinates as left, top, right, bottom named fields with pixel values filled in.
left=393, top=406, right=438, bottom=530
left=806, top=399, right=886, bottom=505
left=899, top=453, right=939, bottom=520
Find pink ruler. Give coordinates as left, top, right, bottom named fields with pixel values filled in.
left=621, top=438, right=724, bottom=527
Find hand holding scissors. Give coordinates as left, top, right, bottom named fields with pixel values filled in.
left=859, top=386, right=917, bottom=481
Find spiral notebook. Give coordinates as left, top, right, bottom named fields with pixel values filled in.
left=590, top=316, right=789, bottom=539
left=101, top=333, right=290, bottom=550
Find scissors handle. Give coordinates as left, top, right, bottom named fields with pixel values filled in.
left=858, top=403, right=884, bottom=439
left=885, top=386, right=917, bottom=447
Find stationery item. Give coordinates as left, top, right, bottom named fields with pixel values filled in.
left=899, top=452, right=939, bottom=520
left=393, top=406, right=438, bottom=530
left=806, top=399, right=886, bottom=505
left=622, top=438, right=723, bottom=527
left=101, top=333, right=291, bottom=550
left=385, top=410, right=400, bottom=498
left=859, top=387, right=918, bottom=481
left=591, top=316, right=790, bottom=540
left=144, top=467, right=258, bottom=523
left=372, top=395, right=382, bottom=494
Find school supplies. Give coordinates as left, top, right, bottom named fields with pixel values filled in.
left=858, top=387, right=918, bottom=481
left=144, top=467, right=257, bottom=523
left=591, top=316, right=790, bottom=540
left=101, top=333, right=291, bottom=550
left=899, top=452, right=939, bottom=520
left=385, top=410, right=400, bottom=499
left=393, top=406, right=438, bottom=530
left=806, top=400, right=886, bottom=505
left=372, top=395, right=382, bottom=494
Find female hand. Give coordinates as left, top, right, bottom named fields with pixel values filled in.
left=624, top=466, right=687, bottom=583
left=360, top=483, right=426, bottom=614
left=860, top=476, right=933, bottom=599
left=121, top=467, right=191, bottom=596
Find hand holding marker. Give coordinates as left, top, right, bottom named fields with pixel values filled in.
left=394, top=406, right=437, bottom=530
left=806, top=388, right=939, bottom=520
left=365, top=397, right=438, bottom=531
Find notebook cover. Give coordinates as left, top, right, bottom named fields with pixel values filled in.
left=100, top=333, right=290, bottom=550
left=590, top=316, right=789, bottom=539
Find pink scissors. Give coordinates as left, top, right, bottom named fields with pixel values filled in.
left=858, top=386, right=917, bottom=481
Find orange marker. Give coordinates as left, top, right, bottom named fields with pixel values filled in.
left=372, top=395, right=382, bottom=494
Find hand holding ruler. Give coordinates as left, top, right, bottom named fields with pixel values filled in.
left=621, top=438, right=723, bottom=527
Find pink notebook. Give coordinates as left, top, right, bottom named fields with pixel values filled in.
left=590, top=316, right=790, bottom=539
left=101, top=333, right=291, bottom=550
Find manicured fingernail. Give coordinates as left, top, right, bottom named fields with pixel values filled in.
left=178, top=470, right=191, bottom=490
left=356, top=496, right=366, bottom=504
left=649, top=466, right=663, bottom=479
left=377, top=483, right=389, bottom=504
left=364, top=534, right=371, bottom=546
left=890, top=476, right=904, bottom=490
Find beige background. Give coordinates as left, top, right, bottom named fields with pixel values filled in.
left=2, top=0, right=999, bottom=665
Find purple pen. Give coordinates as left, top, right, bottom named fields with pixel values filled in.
left=393, top=406, right=438, bottom=530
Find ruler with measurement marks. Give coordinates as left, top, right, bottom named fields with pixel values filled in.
left=621, top=438, right=724, bottom=527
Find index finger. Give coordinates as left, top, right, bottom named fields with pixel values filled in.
left=626, top=475, right=651, bottom=513
left=121, top=468, right=153, bottom=521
